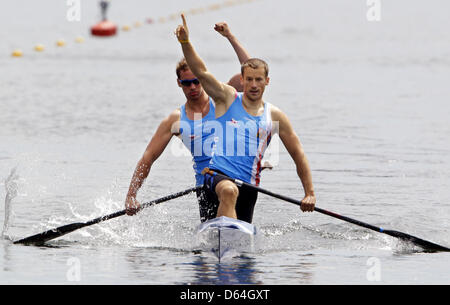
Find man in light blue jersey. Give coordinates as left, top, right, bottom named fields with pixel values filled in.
left=175, top=15, right=316, bottom=223
left=125, top=22, right=250, bottom=221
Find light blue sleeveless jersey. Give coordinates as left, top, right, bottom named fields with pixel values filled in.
left=209, top=93, right=273, bottom=186
left=179, top=99, right=216, bottom=186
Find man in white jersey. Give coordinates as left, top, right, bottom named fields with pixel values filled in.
left=175, top=14, right=316, bottom=222
left=125, top=22, right=250, bottom=218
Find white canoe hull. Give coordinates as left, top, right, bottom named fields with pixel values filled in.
left=196, top=216, right=257, bottom=260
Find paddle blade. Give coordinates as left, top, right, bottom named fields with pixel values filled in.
left=383, top=229, right=450, bottom=252
left=13, top=222, right=86, bottom=246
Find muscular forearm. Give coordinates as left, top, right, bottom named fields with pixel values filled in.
left=181, top=42, right=208, bottom=79
left=214, top=21, right=250, bottom=64
left=295, top=153, right=316, bottom=212
left=226, top=34, right=250, bottom=64
left=180, top=41, right=231, bottom=104
left=176, top=15, right=233, bottom=105
left=125, top=112, right=175, bottom=215
left=126, top=158, right=151, bottom=198
left=276, top=108, right=315, bottom=198
left=276, top=106, right=316, bottom=211
left=295, top=155, right=315, bottom=197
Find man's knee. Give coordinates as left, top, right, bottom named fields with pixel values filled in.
left=216, top=181, right=239, bottom=201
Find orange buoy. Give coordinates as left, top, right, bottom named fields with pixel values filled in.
left=91, top=1, right=116, bottom=37
left=91, top=20, right=117, bottom=37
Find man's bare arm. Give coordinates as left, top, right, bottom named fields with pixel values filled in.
left=214, top=21, right=251, bottom=65
left=175, top=14, right=236, bottom=107
left=125, top=110, right=180, bottom=215
left=272, top=106, right=316, bottom=212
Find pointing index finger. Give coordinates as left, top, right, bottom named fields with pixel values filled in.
left=181, top=13, right=187, bottom=28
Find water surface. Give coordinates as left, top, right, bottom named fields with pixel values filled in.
left=1, top=0, right=450, bottom=285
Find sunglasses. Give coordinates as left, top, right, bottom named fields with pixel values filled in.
left=179, top=78, right=200, bottom=87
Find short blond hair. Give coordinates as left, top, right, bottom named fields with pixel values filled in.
left=241, top=58, right=269, bottom=77
left=176, top=58, right=189, bottom=79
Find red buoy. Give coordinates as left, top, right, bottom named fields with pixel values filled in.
left=91, top=20, right=117, bottom=37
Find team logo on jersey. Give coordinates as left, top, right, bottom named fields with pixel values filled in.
left=229, top=118, right=239, bottom=126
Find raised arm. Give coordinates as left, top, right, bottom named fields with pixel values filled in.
left=214, top=21, right=250, bottom=92
left=272, top=106, right=316, bottom=212
left=175, top=14, right=236, bottom=107
left=214, top=21, right=251, bottom=65
left=125, top=110, right=180, bottom=215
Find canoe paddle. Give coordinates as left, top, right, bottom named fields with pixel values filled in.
left=203, top=169, right=450, bottom=253
left=13, top=186, right=202, bottom=246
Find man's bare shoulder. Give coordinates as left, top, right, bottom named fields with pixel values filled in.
left=269, top=104, right=286, bottom=121
left=166, top=108, right=182, bottom=135
left=167, top=108, right=181, bottom=122
left=156, top=108, right=180, bottom=127
left=152, top=108, right=181, bottom=134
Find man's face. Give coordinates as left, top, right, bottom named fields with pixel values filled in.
left=241, top=67, right=269, bottom=102
left=178, top=69, right=203, bottom=100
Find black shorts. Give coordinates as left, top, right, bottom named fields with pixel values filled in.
left=196, top=171, right=258, bottom=224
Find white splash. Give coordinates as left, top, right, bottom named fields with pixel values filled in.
left=2, top=167, right=19, bottom=239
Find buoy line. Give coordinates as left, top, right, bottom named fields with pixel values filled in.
left=9, top=0, right=258, bottom=58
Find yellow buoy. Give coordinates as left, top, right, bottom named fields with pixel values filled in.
left=134, top=21, right=142, bottom=28
left=56, top=39, right=66, bottom=47
left=75, top=36, right=85, bottom=43
left=122, top=25, right=131, bottom=31
left=34, top=44, right=45, bottom=52
left=12, top=49, right=23, bottom=57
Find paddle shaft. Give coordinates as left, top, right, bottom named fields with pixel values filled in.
left=205, top=170, right=450, bottom=252
left=84, top=186, right=201, bottom=226
left=14, top=186, right=202, bottom=245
